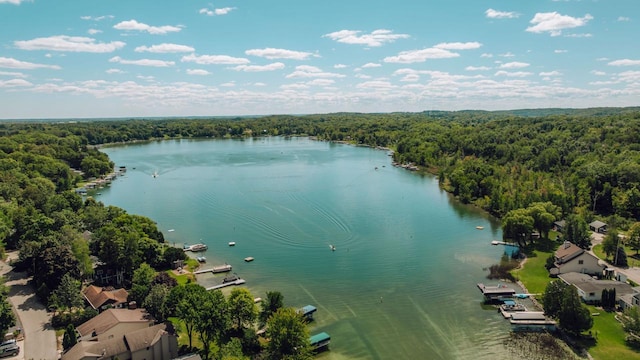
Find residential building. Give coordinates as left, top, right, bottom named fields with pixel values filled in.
left=82, top=285, right=129, bottom=312
left=558, top=272, right=635, bottom=304
left=549, top=241, right=604, bottom=276
left=76, top=308, right=154, bottom=342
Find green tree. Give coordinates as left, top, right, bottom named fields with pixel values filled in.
left=502, top=208, right=534, bottom=247
left=62, top=323, right=77, bottom=350
left=602, top=230, right=620, bottom=260
left=542, top=280, right=568, bottom=319
left=170, top=283, right=207, bottom=350
left=621, top=306, right=640, bottom=334
left=564, top=215, right=591, bottom=249
left=143, top=284, right=170, bottom=323
left=260, top=291, right=284, bottom=326
left=196, top=290, right=229, bottom=359
left=129, top=263, right=156, bottom=305
left=528, top=202, right=559, bottom=240
left=228, top=288, right=258, bottom=331
left=50, top=273, right=84, bottom=312
left=558, top=286, right=593, bottom=336
left=265, top=307, right=313, bottom=360
left=628, top=222, right=640, bottom=255
left=0, top=295, right=15, bottom=338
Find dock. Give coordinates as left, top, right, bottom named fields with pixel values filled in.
left=499, top=300, right=527, bottom=318
left=297, top=305, right=317, bottom=321
left=309, top=332, right=331, bottom=350
left=509, top=312, right=557, bottom=332
left=477, top=283, right=516, bottom=301
left=491, top=240, right=518, bottom=246
left=205, top=278, right=246, bottom=291
left=194, top=264, right=232, bottom=274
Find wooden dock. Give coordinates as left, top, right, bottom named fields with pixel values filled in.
left=491, top=240, right=518, bottom=246
left=205, top=278, right=246, bottom=291
left=194, top=264, right=232, bottom=274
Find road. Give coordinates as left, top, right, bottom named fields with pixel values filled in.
left=1, top=252, right=58, bottom=360
left=590, top=232, right=640, bottom=285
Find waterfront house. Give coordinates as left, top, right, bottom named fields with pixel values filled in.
left=553, top=220, right=566, bottom=232
left=549, top=241, right=604, bottom=276
left=82, top=285, right=129, bottom=312
left=62, top=323, right=177, bottom=360
left=558, top=272, right=635, bottom=304
left=620, top=288, right=640, bottom=310
left=76, top=308, right=154, bottom=342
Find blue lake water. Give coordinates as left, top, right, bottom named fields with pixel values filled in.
left=98, top=137, right=519, bottom=359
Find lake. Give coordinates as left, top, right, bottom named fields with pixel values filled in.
left=98, top=137, right=519, bottom=359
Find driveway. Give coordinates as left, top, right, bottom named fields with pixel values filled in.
left=1, top=253, right=58, bottom=360
left=589, top=232, right=640, bottom=285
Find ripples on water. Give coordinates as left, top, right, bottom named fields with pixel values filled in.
left=101, top=137, right=526, bottom=359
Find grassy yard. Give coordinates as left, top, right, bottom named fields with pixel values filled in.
left=512, top=246, right=640, bottom=360
left=593, top=243, right=640, bottom=269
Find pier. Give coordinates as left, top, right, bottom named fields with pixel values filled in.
left=194, top=264, right=232, bottom=274
left=205, top=278, right=246, bottom=291
left=477, top=283, right=516, bottom=301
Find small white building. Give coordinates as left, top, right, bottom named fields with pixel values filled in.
left=558, top=272, right=635, bottom=304
left=550, top=241, right=604, bottom=276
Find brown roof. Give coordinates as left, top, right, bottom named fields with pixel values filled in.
left=76, top=308, right=151, bottom=338
left=555, top=241, right=584, bottom=264
left=125, top=324, right=170, bottom=352
left=82, top=285, right=129, bottom=310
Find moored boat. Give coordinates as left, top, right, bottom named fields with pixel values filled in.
left=244, top=256, right=254, bottom=262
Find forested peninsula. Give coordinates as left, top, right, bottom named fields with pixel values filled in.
left=2, top=107, right=640, bottom=359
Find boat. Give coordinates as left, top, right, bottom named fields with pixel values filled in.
left=196, top=256, right=206, bottom=263
left=491, top=240, right=499, bottom=245
left=168, top=229, right=175, bottom=232
left=228, top=242, right=236, bottom=246
left=188, top=243, right=208, bottom=252
left=309, top=332, right=331, bottom=350
left=330, top=245, right=336, bottom=251
left=244, top=257, right=254, bottom=262
left=476, top=226, right=484, bottom=230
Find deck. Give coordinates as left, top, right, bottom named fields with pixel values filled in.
left=477, top=283, right=516, bottom=300
left=194, top=264, right=232, bottom=274
left=205, top=278, right=246, bottom=291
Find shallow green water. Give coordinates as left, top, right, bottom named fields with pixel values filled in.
left=99, top=137, right=520, bottom=359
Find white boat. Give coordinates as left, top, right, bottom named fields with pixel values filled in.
left=228, top=242, right=236, bottom=246
left=152, top=171, right=158, bottom=178
left=168, top=229, right=175, bottom=232
left=188, top=243, right=208, bottom=252
left=196, top=256, right=206, bottom=263
left=244, top=256, right=254, bottom=262
left=330, top=244, right=336, bottom=251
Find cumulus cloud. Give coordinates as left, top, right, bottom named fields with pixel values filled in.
left=14, top=35, right=125, bottom=53
left=0, top=79, right=32, bottom=87
left=81, top=15, right=114, bottom=21
left=0, top=57, right=60, bottom=70
left=231, top=62, right=285, bottom=72
left=500, top=61, right=530, bottom=69
left=200, top=7, right=236, bottom=16
left=383, top=48, right=459, bottom=64
left=307, top=79, right=335, bottom=86
left=0, top=71, right=26, bottom=77
left=114, top=19, right=182, bottom=34
left=555, top=49, right=568, bottom=53
left=286, top=65, right=346, bottom=78
left=245, top=48, right=313, bottom=60
left=526, top=12, right=593, bottom=36
left=0, top=0, right=30, bottom=4
left=135, top=43, right=195, bottom=53
left=181, top=53, right=250, bottom=65
left=608, top=59, right=640, bottom=66
left=356, top=80, right=396, bottom=90
left=539, top=71, right=562, bottom=76
left=361, top=62, right=381, bottom=68
left=88, top=29, right=102, bottom=35
left=485, top=9, right=519, bottom=19
left=334, top=64, right=347, bottom=69
left=494, top=70, right=532, bottom=77
left=466, top=66, right=491, bottom=71
left=591, top=70, right=606, bottom=76
left=186, top=69, right=210, bottom=76
left=618, top=16, right=630, bottom=22
left=323, top=29, right=409, bottom=47
left=435, top=42, right=482, bottom=50
left=109, top=56, right=174, bottom=67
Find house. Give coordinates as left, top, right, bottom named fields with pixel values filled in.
left=589, top=220, right=607, bottom=234
left=558, top=272, right=635, bottom=304
left=553, top=220, right=566, bottom=233
left=549, top=241, right=604, bottom=276
left=82, top=285, right=129, bottom=312
left=619, top=288, right=640, bottom=310
left=62, top=323, right=178, bottom=360
left=76, top=308, right=154, bottom=342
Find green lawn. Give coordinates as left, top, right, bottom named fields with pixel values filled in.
left=593, top=243, right=640, bottom=268
left=513, top=247, right=640, bottom=360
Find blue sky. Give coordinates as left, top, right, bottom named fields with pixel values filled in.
left=0, top=0, right=639, bottom=119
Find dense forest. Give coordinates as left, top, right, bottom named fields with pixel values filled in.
left=1, top=107, right=640, bottom=357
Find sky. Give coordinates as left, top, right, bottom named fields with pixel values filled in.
left=0, top=0, right=639, bottom=119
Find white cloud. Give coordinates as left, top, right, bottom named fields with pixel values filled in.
left=565, top=33, right=592, bottom=38
left=88, top=29, right=102, bottom=35
left=106, top=68, right=124, bottom=74
left=0, top=57, right=60, bottom=70
left=181, top=53, right=250, bottom=65
left=200, top=7, right=236, bottom=16
left=109, top=56, right=174, bottom=67
left=186, top=69, right=210, bottom=76
left=499, top=52, right=515, bottom=58
left=220, top=81, right=235, bottom=87
left=383, top=48, right=459, bottom=64
left=500, top=61, right=530, bottom=69
left=245, top=48, right=313, bottom=60
left=280, top=83, right=309, bottom=90
left=591, top=70, right=606, bottom=76
left=286, top=65, right=346, bottom=78
left=494, top=70, right=532, bottom=77
left=323, top=29, right=409, bottom=47
left=253, top=82, right=266, bottom=87
left=400, top=74, right=420, bottom=82
left=466, top=66, right=491, bottom=71
left=539, top=71, right=562, bottom=76
left=334, top=64, right=347, bottom=69
left=81, top=15, right=114, bottom=21
left=0, top=78, right=32, bottom=87
left=485, top=9, right=519, bottom=19
left=355, top=73, right=372, bottom=79
left=618, top=17, right=630, bottom=22
left=481, top=53, right=493, bottom=58
left=356, top=81, right=396, bottom=90
left=526, top=12, right=593, bottom=36
left=361, top=62, right=381, bottom=68
left=113, top=19, right=182, bottom=35
left=608, top=59, right=640, bottom=66
left=231, top=62, right=285, bottom=72
left=554, top=49, right=568, bottom=53
left=15, top=35, right=125, bottom=53
left=0, top=71, right=26, bottom=77
left=135, top=43, right=195, bottom=53
left=307, top=79, right=335, bottom=86
left=435, top=42, right=482, bottom=50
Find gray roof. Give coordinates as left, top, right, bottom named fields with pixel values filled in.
left=589, top=220, right=607, bottom=229
left=559, top=272, right=634, bottom=297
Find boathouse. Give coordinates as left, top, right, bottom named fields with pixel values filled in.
left=509, top=312, right=557, bottom=332
left=477, top=283, right=516, bottom=301
left=309, top=332, right=331, bottom=350
left=297, top=305, right=317, bottom=320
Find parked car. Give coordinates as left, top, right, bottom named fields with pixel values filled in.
left=0, top=343, right=19, bottom=358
